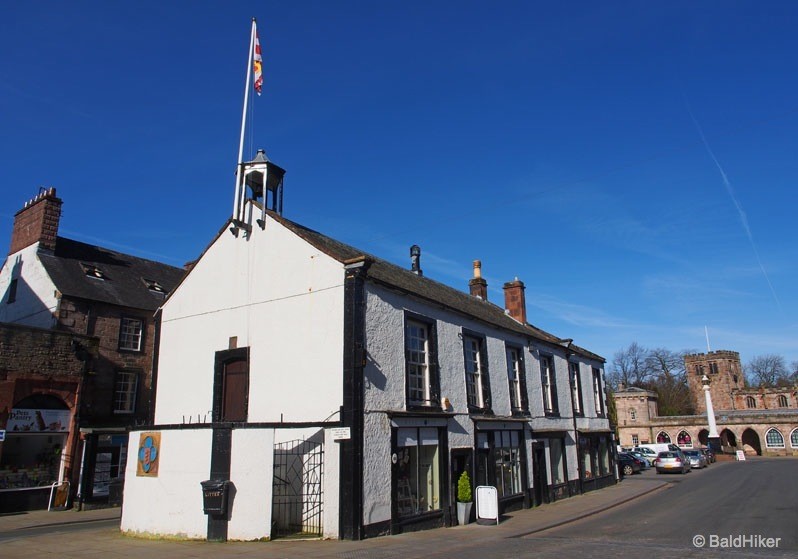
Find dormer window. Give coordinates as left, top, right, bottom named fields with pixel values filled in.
left=143, top=278, right=167, bottom=295
left=81, top=263, right=106, bottom=280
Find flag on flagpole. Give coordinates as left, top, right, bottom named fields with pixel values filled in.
left=253, top=24, right=263, bottom=95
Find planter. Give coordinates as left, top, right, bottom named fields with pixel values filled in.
left=456, top=501, right=473, bottom=525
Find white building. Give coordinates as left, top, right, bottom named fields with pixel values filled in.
left=121, top=152, right=614, bottom=541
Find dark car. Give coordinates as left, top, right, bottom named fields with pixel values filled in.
left=700, top=447, right=716, bottom=464
left=618, top=452, right=643, bottom=476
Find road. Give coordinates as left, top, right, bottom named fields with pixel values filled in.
left=1, top=458, right=795, bottom=559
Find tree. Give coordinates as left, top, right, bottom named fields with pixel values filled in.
left=645, top=348, right=693, bottom=416
left=607, top=342, right=650, bottom=389
left=746, top=354, right=790, bottom=387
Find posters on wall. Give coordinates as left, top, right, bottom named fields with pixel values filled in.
left=7, top=409, right=71, bottom=432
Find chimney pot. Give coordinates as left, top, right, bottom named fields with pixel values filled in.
left=469, top=259, right=488, bottom=300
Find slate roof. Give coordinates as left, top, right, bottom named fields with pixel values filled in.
left=269, top=212, right=604, bottom=362
left=39, top=237, right=186, bottom=311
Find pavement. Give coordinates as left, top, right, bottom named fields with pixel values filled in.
left=0, top=472, right=670, bottom=558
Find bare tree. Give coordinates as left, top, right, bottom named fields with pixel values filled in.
left=746, top=354, right=790, bottom=387
left=607, top=342, right=650, bottom=389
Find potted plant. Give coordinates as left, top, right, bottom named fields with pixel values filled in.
left=456, top=470, right=473, bottom=525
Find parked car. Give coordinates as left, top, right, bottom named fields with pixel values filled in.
left=683, top=449, right=708, bottom=469
left=700, top=447, right=716, bottom=464
left=618, top=453, right=643, bottom=476
left=628, top=451, right=652, bottom=468
left=653, top=451, right=691, bottom=474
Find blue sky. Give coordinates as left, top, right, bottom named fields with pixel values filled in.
left=2, top=2, right=796, bottom=367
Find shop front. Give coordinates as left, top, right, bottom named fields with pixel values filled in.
left=474, top=421, right=529, bottom=513
left=577, top=430, right=615, bottom=493
left=391, top=418, right=448, bottom=533
left=77, top=429, right=129, bottom=507
left=0, top=400, right=72, bottom=513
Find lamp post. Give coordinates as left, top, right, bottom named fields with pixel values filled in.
left=701, top=375, right=722, bottom=453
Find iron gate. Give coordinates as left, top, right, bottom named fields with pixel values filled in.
left=272, top=438, right=324, bottom=538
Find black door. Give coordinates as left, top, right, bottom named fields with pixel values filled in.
left=450, top=448, right=472, bottom=523
left=532, top=443, right=548, bottom=506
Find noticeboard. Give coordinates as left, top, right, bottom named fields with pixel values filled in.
left=475, top=485, right=499, bottom=525
left=735, top=450, right=746, bottom=461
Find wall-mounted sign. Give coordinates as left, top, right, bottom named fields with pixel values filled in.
left=331, top=427, right=351, bottom=441
left=7, top=409, right=71, bottom=432
left=136, top=432, right=161, bottom=477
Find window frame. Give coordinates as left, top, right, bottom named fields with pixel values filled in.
left=213, top=347, right=250, bottom=422
left=777, top=395, right=788, bottom=408
left=112, top=369, right=139, bottom=414
left=404, top=312, right=440, bottom=410
left=592, top=367, right=605, bottom=417
left=505, top=344, right=529, bottom=416
left=790, top=428, right=798, bottom=449
left=569, top=361, right=584, bottom=417
left=765, top=428, right=785, bottom=449
left=746, top=396, right=756, bottom=409
left=118, top=316, right=145, bottom=352
left=540, top=353, right=559, bottom=417
left=462, top=330, right=491, bottom=413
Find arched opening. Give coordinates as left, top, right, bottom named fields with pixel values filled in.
left=720, top=428, right=737, bottom=451
left=1, top=394, right=71, bottom=491
left=656, top=431, right=671, bottom=443
left=790, top=429, right=798, bottom=449
left=698, top=429, right=709, bottom=446
left=677, top=430, right=693, bottom=448
left=746, top=396, right=756, bottom=409
left=777, top=395, right=788, bottom=408
left=741, top=428, right=762, bottom=456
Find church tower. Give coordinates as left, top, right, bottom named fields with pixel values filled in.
left=684, top=350, right=744, bottom=413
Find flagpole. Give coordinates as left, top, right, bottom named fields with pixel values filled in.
left=233, top=18, right=257, bottom=222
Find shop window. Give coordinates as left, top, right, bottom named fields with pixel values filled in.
left=677, top=431, right=693, bottom=448
left=549, top=438, right=566, bottom=485
left=656, top=431, right=671, bottom=443
left=476, top=430, right=523, bottom=498
left=395, top=427, right=440, bottom=517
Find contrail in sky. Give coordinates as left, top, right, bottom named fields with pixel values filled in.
left=684, top=103, right=781, bottom=311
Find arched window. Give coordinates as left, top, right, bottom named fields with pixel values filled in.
left=677, top=431, right=692, bottom=448
left=629, top=409, right=636, bottom=421
left=656, top=431, right=671, bottom=443
left=777, top=395, right=788, bottom=408
left=765, top=428, right=784, bottom=448
left=746, top=396, right=756, bottom=409
left=791, top=429, right=798, bottom=449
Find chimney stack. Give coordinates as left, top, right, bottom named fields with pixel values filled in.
left=9, top=187, right=62, bottom=255
left=503, top=277, right=527, bottom=324
left=469, top=260, right=488, bottom=301
left=410, top=245, right=422, bottom=276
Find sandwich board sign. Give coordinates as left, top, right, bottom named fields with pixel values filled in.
left=475, top=485, right=499, bottom=525
left=735, top=450, right=746, bottom=461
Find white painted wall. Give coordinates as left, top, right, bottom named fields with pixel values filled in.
left=0, top=244, right=58, bottom=328
left=154, top=210, right=345, bottom=425
left=227, top=428, right=275, bottom=540
left=121, top=429, right=212, bottom=539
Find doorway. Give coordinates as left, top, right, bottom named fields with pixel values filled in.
left=450, top=448, right=472, bottom=522
left=532, top=443, right=548, bottom=506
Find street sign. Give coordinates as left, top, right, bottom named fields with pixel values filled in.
left=332, top=427, right=351, bottom=441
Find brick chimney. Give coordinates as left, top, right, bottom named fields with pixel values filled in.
left=9, top=188, right=62, bottom=255
left=503, top=278, right=527, bottom=324
left=468, top=260, right=488, bottom=301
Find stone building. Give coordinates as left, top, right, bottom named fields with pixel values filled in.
left=615, top=351, right=798, bottom=456
left=0, top=188, right=185, bottom=511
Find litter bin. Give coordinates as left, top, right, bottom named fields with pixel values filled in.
left=200, top=480, right=230, bottom=515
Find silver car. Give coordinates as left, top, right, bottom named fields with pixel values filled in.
left=683, top=449, right=708, bottom=469
left=654, top=451, right=691, bottom=474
